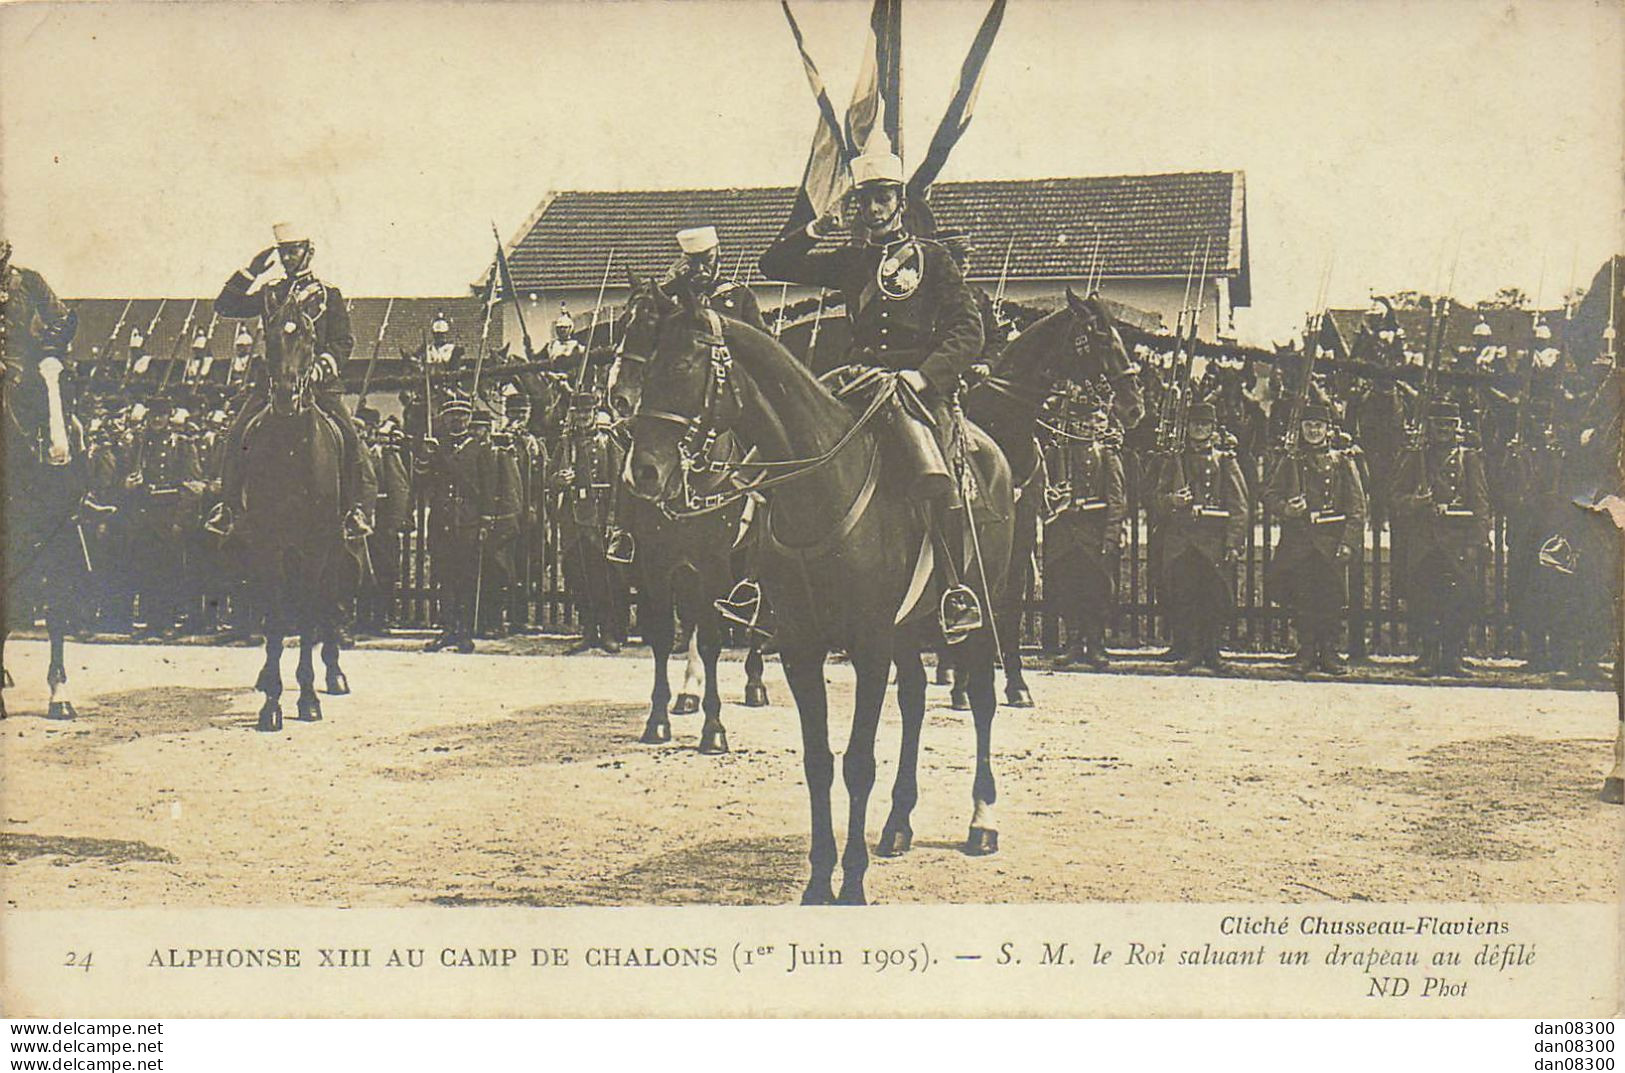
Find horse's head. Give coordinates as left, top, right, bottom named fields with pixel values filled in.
left=265, top=293, right=318, bottom=415
left=626, top=284, right=742, bottom=504
left=1065, top=287, right=1145, bottom=430
left=607, top=272, right=666, bottom=419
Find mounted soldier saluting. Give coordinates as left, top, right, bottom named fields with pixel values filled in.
left=664, top=226, right=767, bottom=331
left=757, top=150, right=986, bottom=637
left=207, top=221, right=370, bottom=542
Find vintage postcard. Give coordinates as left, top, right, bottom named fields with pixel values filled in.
left=0, top=0, right=1620, bottom=1020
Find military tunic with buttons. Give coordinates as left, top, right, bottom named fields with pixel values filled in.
left=416, top=428, right=495, bottom=642
left=1042, top=434, right=1128, bottom=642
left=551, top=426, right=624, bottom=638
left=1264, top=444, right=1367, bottom=636
left=758, top=227, right=983, bottom=395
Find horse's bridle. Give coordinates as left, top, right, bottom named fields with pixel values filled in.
left=630, top=308, right=745, bottom=513
left=629, top=307, right=895, bottom=521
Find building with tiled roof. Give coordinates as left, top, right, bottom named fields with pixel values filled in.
left=496, top=171, right=1249, bottom=349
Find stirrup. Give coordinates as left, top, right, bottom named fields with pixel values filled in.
left=343, top=508, right=374, bottom=540
left=715, top=578, right=762, bottom=628
left=204, top=502, right=235, bottom=537
left=605, top=527, right=636, bottom=565
left=939, top=584, right=984, bottom=642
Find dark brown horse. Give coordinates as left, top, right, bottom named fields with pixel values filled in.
left=607, top=276, right=769, bottom=752
left=238, top=294, right=356, bottom=731
left=958, top=288, right=1145, bottom=706
left=2, top=314, right=91, bottom=720
left=628, top=285, right=1015, bottom=905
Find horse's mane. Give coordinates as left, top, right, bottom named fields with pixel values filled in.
left=991, top=305, right=1072, bottom=379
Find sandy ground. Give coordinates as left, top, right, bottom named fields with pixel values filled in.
left=1, top=637, right=1619, bottom=909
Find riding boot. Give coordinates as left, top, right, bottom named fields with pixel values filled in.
left=1316, top=626, right=1347, bottom=675
left=926, top=498, right=982, bottom=641
left=566, top=618, right=597, bottom=656
left=1083, top=628, right=1110, bottom=670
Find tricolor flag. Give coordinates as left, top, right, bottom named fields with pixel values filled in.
left=845, top=0, right=902, bottom=161
left=909, top=0, right=1006, bottom=200
left=780, top=1, right=854, bottom=232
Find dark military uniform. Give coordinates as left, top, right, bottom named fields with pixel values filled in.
left=695, top=277, right=766, bottom=332
left=1264, top=422, right=1367, bottom=672
left=760, top=225, right=983, bottom=398
left=1390, top=403, right=1491, bottom=675
left=414, top=400, right=492, bottom=652
left=551, top=410, right=624, bottom=653
left=1153, top=409, right=1249, bottom=670
left=475, top=414, right=526, bottom=637
left=124, top=405, right=205, bottom=635
left=1044, top=417, right=1128, bottom=668
left=1503, top=417, right=1570, bottom=671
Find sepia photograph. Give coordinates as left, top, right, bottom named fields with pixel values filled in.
left=0, top=0, right=1620, bottom=1025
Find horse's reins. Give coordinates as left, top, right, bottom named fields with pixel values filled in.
left=631, top=310, right=897, bottom=522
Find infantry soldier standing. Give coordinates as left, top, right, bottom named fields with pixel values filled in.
left=415, top=393, right=487, bottom=653
left=1153, top=401, right=1248, bottom=671
left=758, top=150, right=986, bottom=636
left=551, top=393, right=623, bottom=654
left=473, top=407, right=525, bottom=638
left=208, top=222, right=370, bottom=541
left=1390, top=399, right=1490, bottom=676
left=1264, top=403, right=1368, bottom=674
left=666, top=226, right=767, bottom=331
left=1045, top=389, right=1127, bottom=669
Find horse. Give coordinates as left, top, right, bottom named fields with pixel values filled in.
left=627, top=285, right=1015, bottom=905
left=606, top=276, right=770, bottom=753
left=236, top=292, right=357, bottom=731
left=1, top=302, right=91, bottom=721
left=957, top=288, right=1146, bottom=706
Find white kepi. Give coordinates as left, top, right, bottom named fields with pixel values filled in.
left=676, top=226, right=719, bottom=255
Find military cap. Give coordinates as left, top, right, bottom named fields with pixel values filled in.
left=851, top=151, right=905, bottom=189
left=676, top=227, right=719, bottom=255
left=1187, top=402, right=1217, bottom=423
left=571, top=390, right=599, bottom=411
left=355, top=404, right=382, bottom=427
left=1302, top=404, right=1331, bottom=423
left=439, top=393, right=473, bottom=418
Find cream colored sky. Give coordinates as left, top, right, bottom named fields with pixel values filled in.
left=0, top=0, right=1618, bottom=343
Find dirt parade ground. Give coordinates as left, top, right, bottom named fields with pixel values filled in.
left=1, top=637, right=1619, bottom=910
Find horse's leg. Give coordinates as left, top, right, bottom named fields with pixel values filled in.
left=950, top=659, right=970, bottom=711
left=696, top=609, right=728, bottom=755
left=639, top=581, right=675, bottom=745
left=836, top=644, right=890, bottom=905
left=674, top=624, right=702, bottom=715
left=45, top=613, right=76, bottom=720
left=1, top=624, right=11, bottom=694
left=780, top=644, right=835, bottom=905
left=296, top=633, right=322, bottom=722
left=933, top=641, right=952, bottom=686
left=322, top=628, right=349, bottom=695
left=1604, top=714, right=1625, bottom=805
left=256, top=631, right=284, bottom=732
left=964, top=633, right=1001, bottom=856
left=878, top=646, right=926, bottom=857
left=1002, top=531, right=1035, bottom=708
left=742, top=639, right=769, bottom=707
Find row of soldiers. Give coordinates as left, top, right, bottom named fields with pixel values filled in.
left=48, top=216, right=1622, bottom=680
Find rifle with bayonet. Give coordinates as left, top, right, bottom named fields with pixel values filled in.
left=1170, top=238, right=1213, bottom=449
left=97, top=299, right=135, bottom=384
left=156, top=299, right=200, bottom=395
left=1154, top=250, right=1201, bottom=453
left=358, top=296, right=394, bottom=400
left=122, top=299, right=167, bottom=391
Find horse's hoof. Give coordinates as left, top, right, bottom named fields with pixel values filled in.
left=964, top=826, right=1000, bottom=856
left=698, top=726, right=730, bottom=755
left=257, top=703, right=283, bottom=733
left=743, top=682, right=770, bottom=707
left=47, top=701, right=77, bottom=721
left=640, top=719, right=672, bottom=745
left=835, top=884, right=868, bottom=906
left=950, top=691, right=970, bottom=711
left=1602, top=777, right=1625, bottom=805
left=297, top=696, right=323, bottom=722
left=1005, top=685, right=1034, bottom=708
left=2, top=669, right=13, bottom=688
left=875, top=826, right=913, bottom=857
left=800, top=883, right=835, bottom=906
left=325, top=671, right=350, bottom=696
left=672, top=693, right=700, bottom=715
